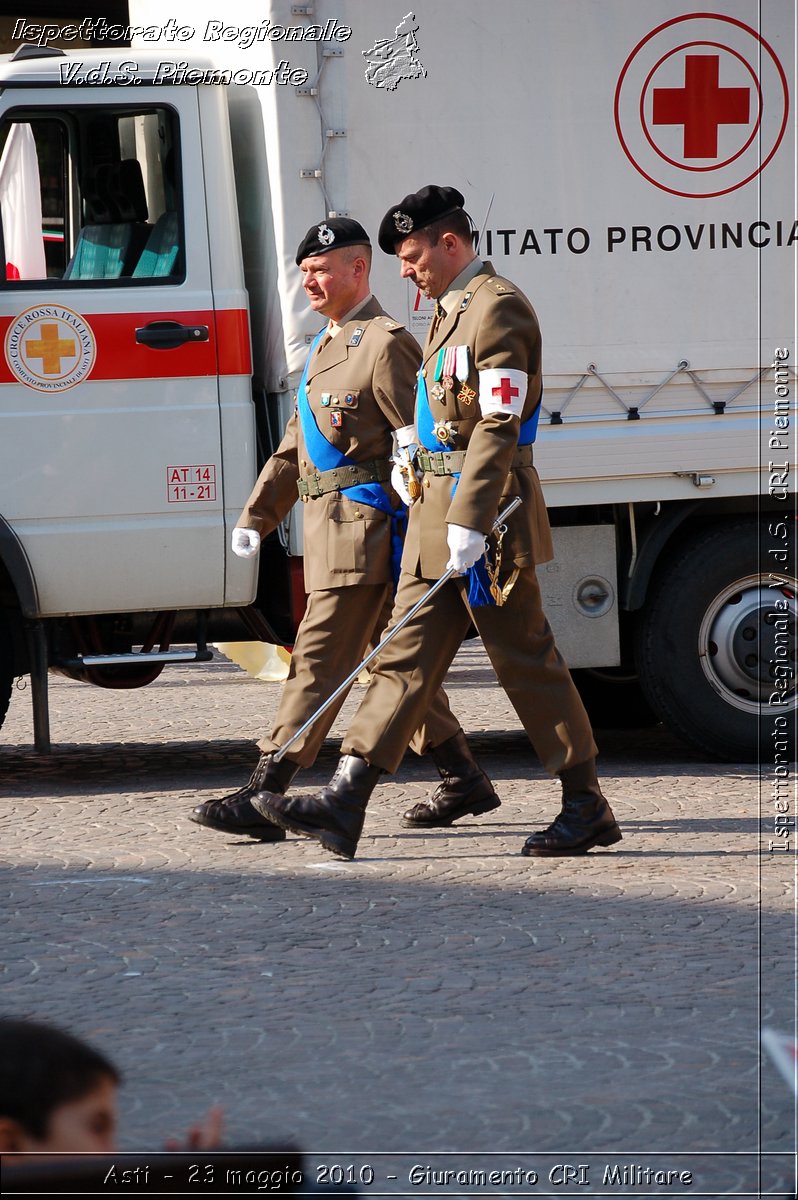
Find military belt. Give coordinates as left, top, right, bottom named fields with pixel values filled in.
left=416, top=444, right=534, bottom=477
left=297, top=458, right=390, bottom=501
left=416, top=448, right=467, bottom=475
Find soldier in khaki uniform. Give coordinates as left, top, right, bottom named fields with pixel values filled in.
left=253, top=189, right=622, bottom=860
left=190, top=217, right=498, bottom=841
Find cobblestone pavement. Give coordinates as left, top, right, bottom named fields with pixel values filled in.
left=0, top=644, right=795, bottom=1197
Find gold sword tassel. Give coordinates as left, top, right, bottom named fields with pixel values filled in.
left=487, top=518, right=520, bottom=606
left=398, top=446, right=421, bottom=501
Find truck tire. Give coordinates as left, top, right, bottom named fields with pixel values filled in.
left=572, top=666, right=658, bottom=729
left=636, top=521, right=796, bottom=761
left=0, top=624, right=13, bottom=732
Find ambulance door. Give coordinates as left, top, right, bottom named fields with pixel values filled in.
left=0, top=86, right=227, bottom=617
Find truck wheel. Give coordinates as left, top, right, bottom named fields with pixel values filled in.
left=0, top=625, right=13, bottom=731
left=636, top=521, right=796, bottom=761
left=572, top=666, right=658, bottom=729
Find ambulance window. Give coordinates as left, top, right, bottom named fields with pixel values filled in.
left=0, top=107, right=183, bottom=286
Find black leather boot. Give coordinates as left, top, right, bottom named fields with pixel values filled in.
left=403, top=730, right=500, bottom=827
left=251, top=753, right=381, bottom=859
left=189, top=754, right=300, bottom=840
left=522, top=760, right=622, bottom=856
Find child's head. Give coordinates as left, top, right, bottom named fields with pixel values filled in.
left=0, top=1018, right=120, bottom=1153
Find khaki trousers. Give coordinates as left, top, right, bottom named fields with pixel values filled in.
left=259, top=583, right=461, bottom=767
left=342, top=567, right=597, bottom=775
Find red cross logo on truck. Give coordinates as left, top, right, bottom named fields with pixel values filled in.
left=614, top=13, right=789, bottom=198
left=652, top=55, right=750, bottom=158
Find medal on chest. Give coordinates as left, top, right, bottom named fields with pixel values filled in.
left=431, top=345, right=470, bottom=403
left=433, top=420, right=459, bottom=444
left=319, top=391, right=358, bottom=426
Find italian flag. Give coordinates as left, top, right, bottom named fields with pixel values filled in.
left=0, top=123, right=46, bottom=280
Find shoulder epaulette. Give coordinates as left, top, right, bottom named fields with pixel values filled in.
left=371, top=315, right=406, bottom=333
left=486, top=278, right=515, bottom=296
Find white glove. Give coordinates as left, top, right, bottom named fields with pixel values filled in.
left=446, top=523, right=487, bottom=574
left=390, top=459, right=421, bottom=506
left=231, top=527, right=261, bottom=558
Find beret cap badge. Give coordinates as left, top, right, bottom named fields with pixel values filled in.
left=378, top=184, right=467, bottom=254
left=295, top=216, right=371, bottom=264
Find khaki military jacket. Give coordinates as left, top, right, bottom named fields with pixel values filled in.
left=403, top=262, right=554, bottom=580
left=239, top=298, right=420, bottom=592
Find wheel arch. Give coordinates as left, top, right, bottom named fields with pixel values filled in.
left=623, top=500, right=764, bottom=611
left=0, top=515, right=39, bottom=618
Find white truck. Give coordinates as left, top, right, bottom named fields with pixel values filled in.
left=0, top=0, right=794, bottom=761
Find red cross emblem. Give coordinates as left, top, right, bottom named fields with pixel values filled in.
left=614, top=13, right=789, bottom=198
left=652, top=55, right=750, bottom=158
left=492, top=377, right=520, bottom=406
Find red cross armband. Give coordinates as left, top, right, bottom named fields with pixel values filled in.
left=477, top=368, right=528, bottom=417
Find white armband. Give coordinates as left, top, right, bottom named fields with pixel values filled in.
left=394, top=423, right=418, bottom=448
left=478, top=368, right=528, bottom=417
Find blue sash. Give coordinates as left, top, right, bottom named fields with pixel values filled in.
left=297, top=329, right=406, bottom=584
left=415, top=370, right=541, bottom=605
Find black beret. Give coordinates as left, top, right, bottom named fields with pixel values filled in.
left=295, top=217, right=370, bottom=265
left=378, top=184, right=466, bottom=254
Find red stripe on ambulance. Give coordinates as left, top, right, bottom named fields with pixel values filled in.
left=0, top=307, right=251, bottom=384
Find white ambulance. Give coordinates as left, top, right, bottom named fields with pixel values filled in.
left=0, top=0, right=794, bottom=761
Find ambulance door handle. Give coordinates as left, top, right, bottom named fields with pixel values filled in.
left=135, top=321, right=209, bottom=349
